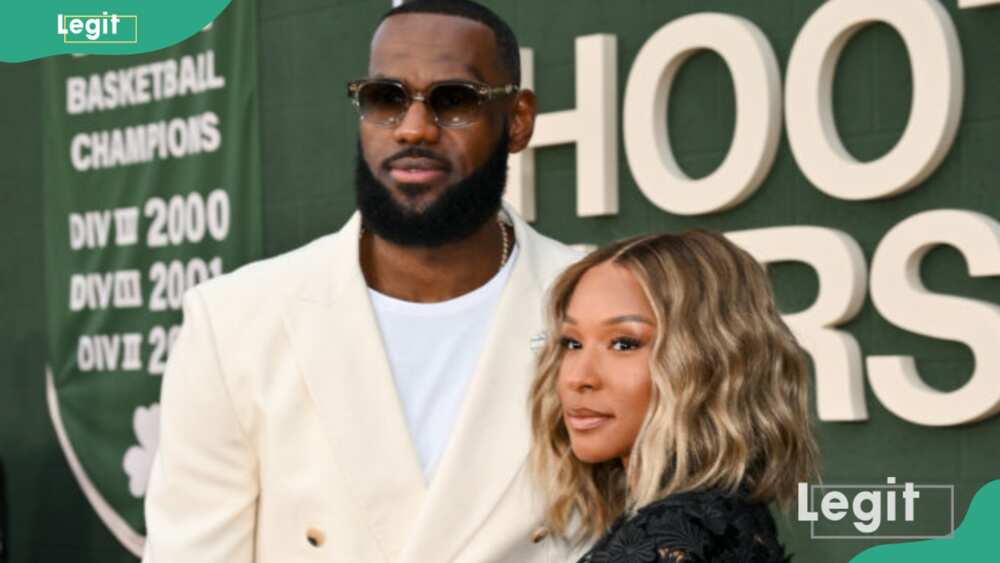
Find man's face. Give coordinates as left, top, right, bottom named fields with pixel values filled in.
left=360, top=13, right=511, bottom=215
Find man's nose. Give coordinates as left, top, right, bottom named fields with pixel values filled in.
left=393, top=98, right=440, bottom=145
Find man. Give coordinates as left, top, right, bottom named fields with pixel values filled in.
left=142, top=1, right=583, bottom=561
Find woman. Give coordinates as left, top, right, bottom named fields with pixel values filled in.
left=528, top=231, right=819, bottom=563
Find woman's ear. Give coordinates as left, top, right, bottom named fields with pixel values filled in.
left=507, top=89, right=537, bottom=154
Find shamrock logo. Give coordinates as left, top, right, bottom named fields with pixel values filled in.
left=122, top=403, right=160, bottom=498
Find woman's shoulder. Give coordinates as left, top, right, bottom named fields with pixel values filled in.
left=581, top=488, right=790, bottom=563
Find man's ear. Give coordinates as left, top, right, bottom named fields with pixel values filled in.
left=507, top=89, right=537, bottom=154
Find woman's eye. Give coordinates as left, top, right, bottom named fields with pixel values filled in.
left=611, top=337, right=642, bottom=351
left=559, top=336, right=581, bottom=350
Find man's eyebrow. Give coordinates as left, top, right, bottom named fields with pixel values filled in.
left=369, top=61, right=487, bottom=84
left=462, top=63, right=486, bottom=82
left=563, top=314, right=654, bottom=326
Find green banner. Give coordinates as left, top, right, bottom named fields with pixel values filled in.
left=40, top=0, right=260, bottom=556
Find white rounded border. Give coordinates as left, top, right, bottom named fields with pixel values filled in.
left=46, top=367, right=146, bottom=557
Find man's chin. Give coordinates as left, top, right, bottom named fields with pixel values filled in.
left=391, top=183, right=444, bottom=212
left=395, top=182, right=436, bottom=196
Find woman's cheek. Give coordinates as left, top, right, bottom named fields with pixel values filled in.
left=621, top=360, right=653, bottom=429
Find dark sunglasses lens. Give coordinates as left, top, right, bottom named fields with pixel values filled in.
left=358, top=82, right=408, bottom=124
left=430, top=84, right=482, bottom=127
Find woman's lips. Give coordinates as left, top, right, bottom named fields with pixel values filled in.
left=565, top=411, right=614, bottom=431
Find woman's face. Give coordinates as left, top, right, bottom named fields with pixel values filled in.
left=557, top=261, right=656, bottom=469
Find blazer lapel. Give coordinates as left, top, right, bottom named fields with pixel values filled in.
left=400, top=204, right=551, bottom=563
left=282, top=212, right=426, bottom=562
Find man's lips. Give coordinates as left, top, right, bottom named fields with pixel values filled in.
left=386, top=156, right=449, bottom=185
left=564, top=407, right=614, bottom=431
left=390, top=168, right=447, bottom=184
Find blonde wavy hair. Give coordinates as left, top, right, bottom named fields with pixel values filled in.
left=528, top=231, right=819, bottom=543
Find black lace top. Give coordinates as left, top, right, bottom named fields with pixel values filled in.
left=578, top=488, right=790, bottom=563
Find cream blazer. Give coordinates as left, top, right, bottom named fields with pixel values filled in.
left=142, top=203, right=586, bottom=562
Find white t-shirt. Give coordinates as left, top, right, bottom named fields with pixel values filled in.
left=368, top=242, right=519, bottom=482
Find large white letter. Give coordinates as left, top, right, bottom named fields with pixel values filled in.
left=785, top=0, right=963, bottom=201
left=623, top=13, right=781, bottom=216
left=726, top=227, right=868, bottom=421
left=958, top=0, right=1000, bottom=8
left=868, top=210, right=1000, bottom=426
left=506, top=35, right=618, bottom=221
left=67, top=77, right=87, bottom=115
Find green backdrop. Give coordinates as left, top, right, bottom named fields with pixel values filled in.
left=2, top=0, right=998, bottom=561
left=40, top=3, right=260, bottom=552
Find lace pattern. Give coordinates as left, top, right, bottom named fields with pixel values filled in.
left=579, top=489, right=790, bottom=563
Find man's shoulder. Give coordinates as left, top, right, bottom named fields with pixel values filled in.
left=529, top=228, right=585, bottom=260
left=521, top=223, right=587, bottom=277
left=194, top=231, right=338, bottom=306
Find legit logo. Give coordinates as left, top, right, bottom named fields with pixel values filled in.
left=57, top=12, right=138, bottom=44
left=797, top=477, right=955, bottom=539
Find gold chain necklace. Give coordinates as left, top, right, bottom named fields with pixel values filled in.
left=497, top=215, right=510, bottom=271
left=360, top=214, right=511, bottom=274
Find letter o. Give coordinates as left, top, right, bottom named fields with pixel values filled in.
left=624, top=13, right=782, bottom=216
left=785, top=0, right=963, bottom=201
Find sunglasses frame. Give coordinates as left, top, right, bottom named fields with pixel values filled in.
left=347, top=78, right=520, bottom=128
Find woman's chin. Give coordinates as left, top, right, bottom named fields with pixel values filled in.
left=569, top=443, right=618, bottom=465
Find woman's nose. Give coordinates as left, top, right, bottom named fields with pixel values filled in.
left=562, top=348, right=602, bottom=392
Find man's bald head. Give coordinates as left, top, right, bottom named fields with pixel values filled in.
left=377, top=0, right=521, bottom=84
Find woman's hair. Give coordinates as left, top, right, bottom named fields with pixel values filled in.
left=528, top=231, right=820, bottom=543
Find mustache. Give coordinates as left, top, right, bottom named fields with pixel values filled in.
left=381, top=147, right=451, bottom=171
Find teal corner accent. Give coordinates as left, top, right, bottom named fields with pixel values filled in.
left=0, top=0, right=232, bottom=62
left=851, top=480, right=1000, bottom=562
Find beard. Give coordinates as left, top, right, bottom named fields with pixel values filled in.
left=354, top=128, right=510, bottom=248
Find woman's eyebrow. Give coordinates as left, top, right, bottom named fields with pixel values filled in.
left=563, top=314, right=654, bottom=326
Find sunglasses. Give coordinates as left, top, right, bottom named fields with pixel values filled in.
left=347, top=78, right=519, bottom=128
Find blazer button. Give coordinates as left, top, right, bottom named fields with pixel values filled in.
left=306, top=528, right=326, bottom=548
